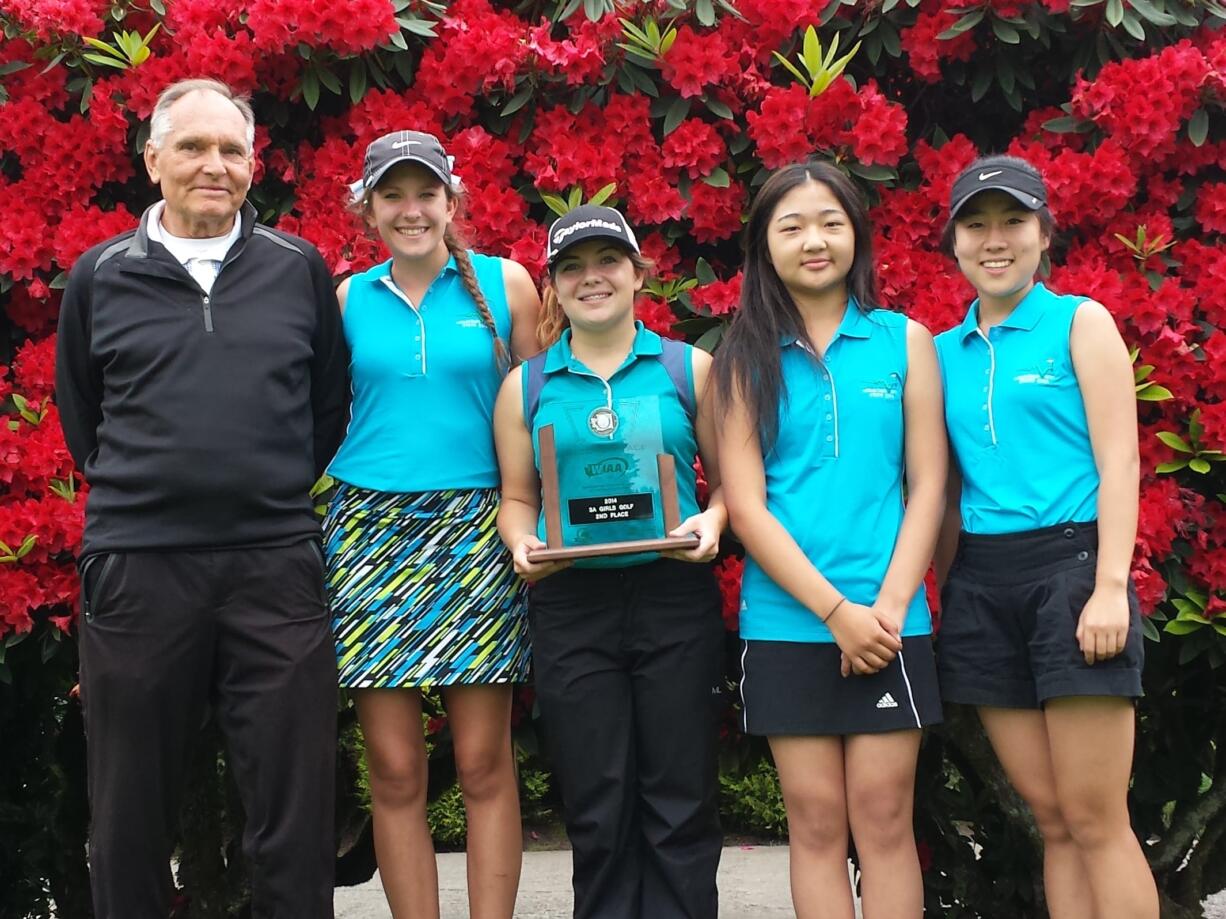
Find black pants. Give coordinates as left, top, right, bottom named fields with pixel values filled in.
left=530, top=558, right=724, bottom=919
left=78, top=541, right=337, bottom=919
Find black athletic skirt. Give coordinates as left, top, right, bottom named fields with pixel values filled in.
left=738, top=634, right=943, bottom=736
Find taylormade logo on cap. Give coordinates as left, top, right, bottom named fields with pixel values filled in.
left=546, top=205, right=640, bottom=265
left=552, top=217, right=627, bottom=247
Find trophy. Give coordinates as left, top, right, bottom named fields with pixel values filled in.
left=527, top=397, right=700, bottom=563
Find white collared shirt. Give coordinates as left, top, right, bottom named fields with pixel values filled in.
left=145, top=200, right=241, bottom=295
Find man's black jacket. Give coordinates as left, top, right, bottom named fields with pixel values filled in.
left=55, top=202, right=351, bottom=558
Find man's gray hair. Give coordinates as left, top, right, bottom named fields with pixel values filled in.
left=148, top=78, right=256, bottom=153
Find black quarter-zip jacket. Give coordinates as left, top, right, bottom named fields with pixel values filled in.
left=55, top=202, right=351, bottom=558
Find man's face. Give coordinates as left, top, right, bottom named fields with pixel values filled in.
left=144, top=90, right=253, bottom=238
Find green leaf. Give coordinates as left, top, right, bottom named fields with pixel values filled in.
left=846, top=162, right=896, bottom=182
left=567, top=185, right=583, bottom=209
left=150, top=0, right=166, bottom=13
left=937, top=9, right=984, bottom=39
left=694, top=323, right=726, bottom=354
left=802, top=25, right=821, bottom=77
left=1141, top=616, right=1161, bottom=642
left=1106, top=0, right=1125, bottom=27
left=662, top=96, right=690, bottom=135
left=301, top=69, right=320, bottom=110
left=589, top=182, right=617, bottom=206
left=317, top=66, right=341, bottom=95
left=50, top=271, right=69, bottom=290
left=349, top=60, right=367, bottom=105
left=695, top=0, right=715, bottom=27
left=1043, top=115, right=1087, bottom=134
left=1121, top=11, right=1146, bottom=41
left=82, top=53, right=130, bottom=70
left=991, top=19, right=1020, bottom=43
left=1155, top=459, right=1190, bottom=474
left=1190, top=457, right=1212, bottom=474
left=1188, top=108, right=1209, bottom=147
left=400, top=17, right=438, bottom=37
left=705, top=96, right=734, bottom=120
left=502, top=84, right=533, bottom=115
left=1164, top=619, right=1205, bottom=636
left=540, top=194, right=569, bottom=217
left=0, top=61, right=31, bottom=77
left=772, top=51, right=809, bottom=88
left=694, top=257, right=717, bottom=286
left=1156, top=431, right=1193, bottom=453
left=1127, top=0, right=1178, bottom=25
left=702, top=167, right=731, bottom=187
left=1136, top=384, right=1173, bottom=402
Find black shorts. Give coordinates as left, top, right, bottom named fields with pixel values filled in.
left=937, top=521, right=1144, bottom=709
left=738, top=635, right=943, bottom=736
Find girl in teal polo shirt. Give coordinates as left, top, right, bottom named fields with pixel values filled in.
left=494, top=205, right=727, bottom=919
left=934, top=154, right=1157, bottom=919
left=713, top=162, right=947, bottom=919
left=324, top=131, right=541, bottom=919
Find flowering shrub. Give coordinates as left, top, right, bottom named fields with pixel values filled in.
left=3, top=0, right=1225, bottom=916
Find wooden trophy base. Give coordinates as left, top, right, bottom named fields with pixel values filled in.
left=527, top=424, right=701, bottom=563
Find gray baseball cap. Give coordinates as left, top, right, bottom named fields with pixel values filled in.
left=546, top=205, right=640, bottom=267
left=360, top=130, right=453, bottom=193
left=950, top=155, right=1047, bottom=218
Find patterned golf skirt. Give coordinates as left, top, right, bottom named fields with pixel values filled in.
left=324, top=482, right=529, bottom=688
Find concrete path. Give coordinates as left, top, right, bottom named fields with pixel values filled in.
left=334, top=845, right=795, bottom=918
left=334, top=844, right=1226, bottom=918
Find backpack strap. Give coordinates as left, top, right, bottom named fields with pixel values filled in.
left=522, top=351, right=549, bottom=429
left=657, top=338, right=695, bottom=421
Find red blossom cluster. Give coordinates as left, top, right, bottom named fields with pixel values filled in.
left=1071, top=41, right=1211, bottom=164
left=746, top=79, right=909, bottom=170
left=3, top=0, right=104, bottom=40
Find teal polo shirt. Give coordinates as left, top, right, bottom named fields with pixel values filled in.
left=525, top=322, right=700, bottom=569
left=934, top=282, right=1099, bottom=535
left=739, top=305, right=931, bottom=643
left=328, top=254, right=511, bottom=492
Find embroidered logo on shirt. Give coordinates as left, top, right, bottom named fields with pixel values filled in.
left=455, top=318, right=485, bottom=328
left=1013, top=359, right=1059, bottom=385
left=876, top=692, right=899, bottom=709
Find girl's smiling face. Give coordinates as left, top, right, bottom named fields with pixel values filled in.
left=551, top=240, right=644, bottom=334
left=367, top=162, right=456, bottom=261
left=952, top=190, right=1050, bottom=308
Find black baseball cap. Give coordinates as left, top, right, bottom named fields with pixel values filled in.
left=359, top=130, right=453, bottom=193
left=949, top=155, right=1047, bottom=218
left=546, top=205, right=640, bottom=267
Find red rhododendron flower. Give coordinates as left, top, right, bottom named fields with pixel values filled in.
left=901, top=8, right=976, bottom=83
left=661, top=25, right=732, bottom=99
left=714, top=556, right=743, bottom=632
left=686, top=180, right=745, bottom=244
left=635, top=295, right=677, bottom=338
left=662, top=119, right=727, bottom=180
left=690, top=273, right=743, bottom=317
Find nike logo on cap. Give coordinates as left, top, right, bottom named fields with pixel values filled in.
left=978, top=170, right=1003, bottom=180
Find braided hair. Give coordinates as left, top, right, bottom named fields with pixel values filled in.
left=444, top=224, right=510, bottom=372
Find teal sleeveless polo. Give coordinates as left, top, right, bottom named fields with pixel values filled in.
left=739, top=305, right=931, bottom=643
left=327, top=254, right=511, bottom=492
left=935, top=282, right=1098, bottom=535
left=524, top=322, right=700, bottom=569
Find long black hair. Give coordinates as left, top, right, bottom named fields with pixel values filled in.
left=713, top=160, right=882, bottom=452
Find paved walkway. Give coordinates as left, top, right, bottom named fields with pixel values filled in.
left=334, top=845, right=796, bottom=918
left=334, top=845, right=1226, bottom=918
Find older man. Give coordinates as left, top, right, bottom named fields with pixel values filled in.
left=55, top=78, right=348, bottom=919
